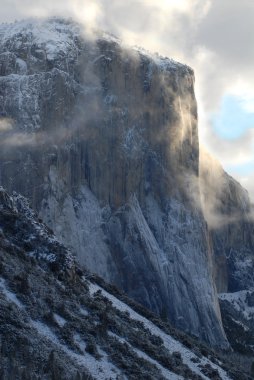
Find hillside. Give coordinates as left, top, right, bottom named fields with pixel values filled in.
left=0, top=187, right=250, bottom=379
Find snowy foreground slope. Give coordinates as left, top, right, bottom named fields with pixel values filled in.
left=0, top=187, right=250, bottom=379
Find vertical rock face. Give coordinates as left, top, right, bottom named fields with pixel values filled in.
left=0, top=18, right=228, bottom=347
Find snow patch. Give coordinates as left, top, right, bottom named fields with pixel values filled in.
left=53, top=313, right=67, bottom=327
left=108, top=332, right=183, bottom=380
left=80, top=307, right=89, bottom=316
left=32, top=319, right=121, bottom=379
left=89, top=282, right=232, bottom=380
left=219, top=290, right=254, bottom=320
left=16, top=58, right=27, bottom=74
left=0, top=278, right=24, bottom=309
left=0, top=19, right=81, bottom=63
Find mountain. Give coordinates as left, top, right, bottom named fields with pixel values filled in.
left=0, top=17, right=254, bottom=356
left=0, top=186, right=251, bottom=379
left=0, top=17, right=228, bottom=348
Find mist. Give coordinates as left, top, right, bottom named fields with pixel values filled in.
left=1, top=1, right=253, bottom=201
left=0, top=118, right=13, bottom=132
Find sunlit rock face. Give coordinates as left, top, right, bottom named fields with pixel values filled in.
left=0, top=18, right=228, bottom=347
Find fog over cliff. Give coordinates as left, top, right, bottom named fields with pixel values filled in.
left=1, top=0, right=254, bottom=199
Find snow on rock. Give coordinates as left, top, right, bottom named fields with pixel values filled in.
left=73, top=338, right=123, bottom=379
left=53, top=313, right=67, bottom=327
left=79, top=306, right=89, bottom=316
left=0, top=186, right=75, bottom=271
left=32, top=319, right=123, bottom=379
left=0, top=277, right=25, bottom=309
left=219, top=290, right=254, bottom=320
left=108, top=332, right=184, bottom=380
left=40, top=181, right=116, bottom=282
left=89, top=282, right=232, bottom=380
left=0, top=18, right=81, bottom=63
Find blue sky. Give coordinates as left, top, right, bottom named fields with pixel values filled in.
left=209, top=94, right=254, bottom=198
left=211, top=95, right=254, bottom=140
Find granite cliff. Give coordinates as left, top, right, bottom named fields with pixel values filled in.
left=0, top=17, right=250, bottom=349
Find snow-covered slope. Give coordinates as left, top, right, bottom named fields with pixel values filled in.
left=219, top=290, right=254, bottom=356
left=0, top=187, right=249, bottom=379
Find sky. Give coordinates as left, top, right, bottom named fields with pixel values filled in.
left=1, top=0, right=254, bottom=200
